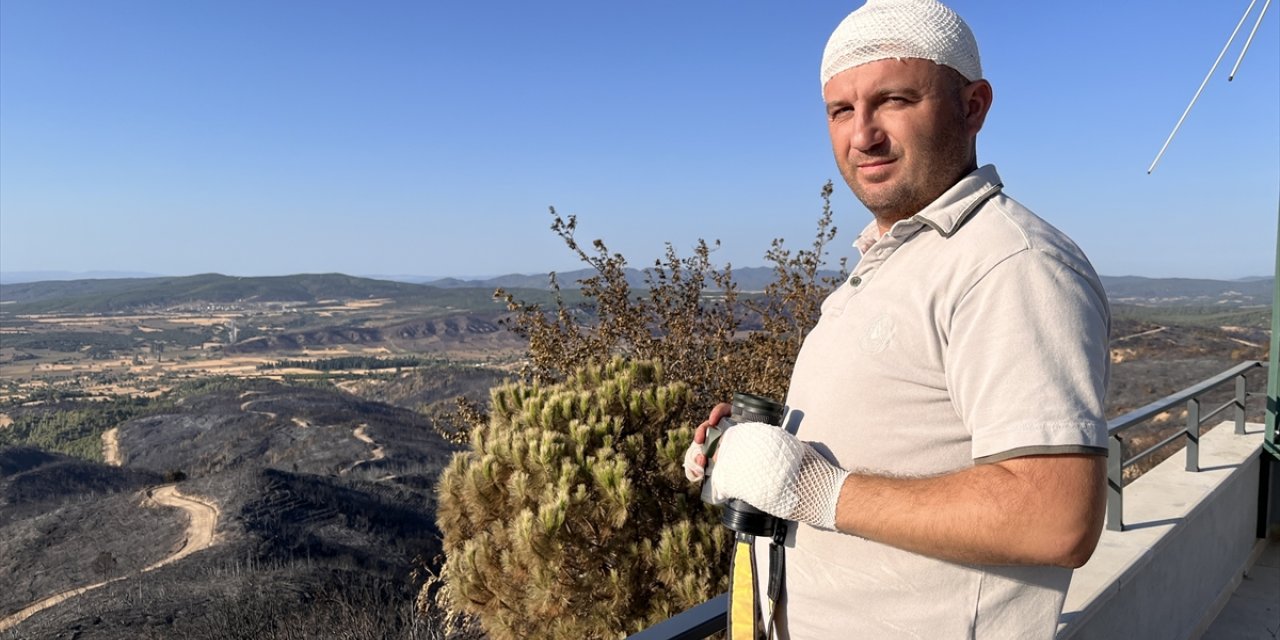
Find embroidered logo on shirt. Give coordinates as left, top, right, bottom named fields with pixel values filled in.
left=860, top=313, right=896, bottom=354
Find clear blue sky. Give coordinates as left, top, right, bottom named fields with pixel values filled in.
left=1, top=1, right=1276, bottom=280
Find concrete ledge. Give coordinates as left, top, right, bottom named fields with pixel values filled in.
left=1057, top=422, right=1266, bottom=640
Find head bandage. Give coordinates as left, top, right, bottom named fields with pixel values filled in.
left=820, top=0, right=982, bottom=92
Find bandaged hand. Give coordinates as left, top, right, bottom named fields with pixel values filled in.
left=683, top=441, right=707, bottom=482
left=708, top=422, right=850, bottom=530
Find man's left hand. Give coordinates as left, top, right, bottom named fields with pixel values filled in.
left=710, top=422, right=851, bottom=530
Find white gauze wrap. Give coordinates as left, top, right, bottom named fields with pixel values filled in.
left=820, top=0, right=982, bottom=93
left=683, top=441, right=705, bottom=482
left=709, top=422, right=851, bottom=530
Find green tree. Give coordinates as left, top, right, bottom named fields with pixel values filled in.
left=434, top=359, right=726, bottom=639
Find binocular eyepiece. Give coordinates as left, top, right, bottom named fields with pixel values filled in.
left=701, top=392, right=787, bottom=538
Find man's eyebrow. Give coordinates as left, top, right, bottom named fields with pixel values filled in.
left=825, top=99, right=852, bottom=113
left=876, top=87, right=923, bottom=99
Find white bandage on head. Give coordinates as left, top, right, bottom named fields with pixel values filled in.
left=708, top=422, right=851, bottom=530
left=820, top=0, right=983, bottom=92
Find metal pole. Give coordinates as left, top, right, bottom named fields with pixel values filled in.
left=1107, top=435, right=1125, bottom=532
left=1147, top=0, right=1258, bottom=174
left=1236, top=374, right=1248, bottom=434
left=1186, top=398, right=1201, bottom=472
left=1265, top=206, right=1279, bottom=534
left=1229, top=0, right=1272, bottom=81
left=1266, top=201, right=1279, bottom=459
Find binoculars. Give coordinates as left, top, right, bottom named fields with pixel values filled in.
left=700, top=392, right=787, bottom=537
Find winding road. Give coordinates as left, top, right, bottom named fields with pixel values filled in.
left=0, top=485, right=220, bottom=632
left=240, top=399, right=279, bottom=420
left=239, top=390, right=279, bottom=419
left=340, top=424, right=386, bottom=475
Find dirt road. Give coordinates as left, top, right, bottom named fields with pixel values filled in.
left=143, top=486, right=219, bottom=568
left=1113, top=326, right=1168, bottom=342
left=340, top=424, right=386, bottom=475
left=240, top=399, right=278, bottom=420
left=0, top=485, right=219, bottom=632
left=102, top=428, right=122, bottom=466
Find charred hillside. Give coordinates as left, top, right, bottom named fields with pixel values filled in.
left=5, top=466, right=449, bottom=639
left=0, top=447, right=162, bottom=519
left=0, top=448, right=181, bottom=623
left=116, top=380, right=459, bottom=478
left=2, top=380, right=463, bottom=639
left=225, top=315, right=514, bottom=355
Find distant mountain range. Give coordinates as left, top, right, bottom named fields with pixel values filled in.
left=0, top=270, right=162, bottom=284
left=0, top=273, right=428, bottom=311
left=417, top=266, right=803, bottom=292
left=1100, top=275, right=1273, bottom=307
left=0, top=271, right=1272, bottom=314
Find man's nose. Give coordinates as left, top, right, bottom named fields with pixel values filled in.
left=849, top=112, right=886, bottom=152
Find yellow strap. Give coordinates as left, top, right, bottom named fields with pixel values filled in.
left=729, top=539, right=757, bottom=640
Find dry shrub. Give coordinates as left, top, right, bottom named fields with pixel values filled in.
left=426, top=184, right=848, bottom=638
left=495, top=181, right=846, bottom=422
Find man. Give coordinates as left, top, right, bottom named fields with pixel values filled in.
left=684, top=0, right=1111, bottom=637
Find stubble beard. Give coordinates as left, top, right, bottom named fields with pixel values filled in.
left=839, top=118, right=975, bottom=224
left=839, top=160, right=934, bottom=223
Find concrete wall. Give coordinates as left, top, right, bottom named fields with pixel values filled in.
left=1057, top=422, right=1266, bottom=640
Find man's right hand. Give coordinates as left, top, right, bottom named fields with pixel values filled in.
left=683, top=402, right=731, bottom=482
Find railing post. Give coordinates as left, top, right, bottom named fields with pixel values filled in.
left=1186, top=398, right=1201, bottom=472
left=1235, top=373, right=1248, bottom=435
left=1107, top=435, right=1124, bottom=532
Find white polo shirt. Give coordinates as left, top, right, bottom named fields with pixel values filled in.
left=764, top=164, right=1111, bottom=639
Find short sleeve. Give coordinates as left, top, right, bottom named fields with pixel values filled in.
left=945, top=249, right=1110, bottom=463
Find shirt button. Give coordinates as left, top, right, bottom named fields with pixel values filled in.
left=849, top=275, right=863, bottom=286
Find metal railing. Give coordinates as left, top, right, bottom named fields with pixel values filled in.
left=1105, top=360, right=1265, bottom=531
left=627, top=595, right=727, bottom=640
left=630, top=361, right=1269, bottom=638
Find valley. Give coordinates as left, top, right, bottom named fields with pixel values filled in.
left=0, top=291, right=525, bottom=406
left=0, top=272, right=1272, bottom=638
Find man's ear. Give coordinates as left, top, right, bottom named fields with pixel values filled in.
left=961, top=79, right=993, bottom=137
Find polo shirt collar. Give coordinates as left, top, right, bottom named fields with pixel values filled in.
left=914, top=164, right=1004, bottom=237
left=852, top=164, right=1005, bottom=253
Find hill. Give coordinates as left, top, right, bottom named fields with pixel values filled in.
left=0, top=272, right=580, bottom=318
left=0, top=268, right=815, bottom=314
left=0, top=379, right=463, bottom=638
left=424, top=265, right=826, bottom=292
left=0, top=273, right=433, bottom=312
left=1099, top=275, right=1273, bottom=307
left=224, top=314, right=523, bottom=357
left=6, top=466, right=447, bottom=639
left=0, top=448, right=179, bottom=621
left=0, top=271, right=163, bottom=285
left=0, top=446, right=163, bottom=520
left=115, top=379, right=459, bottom=479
